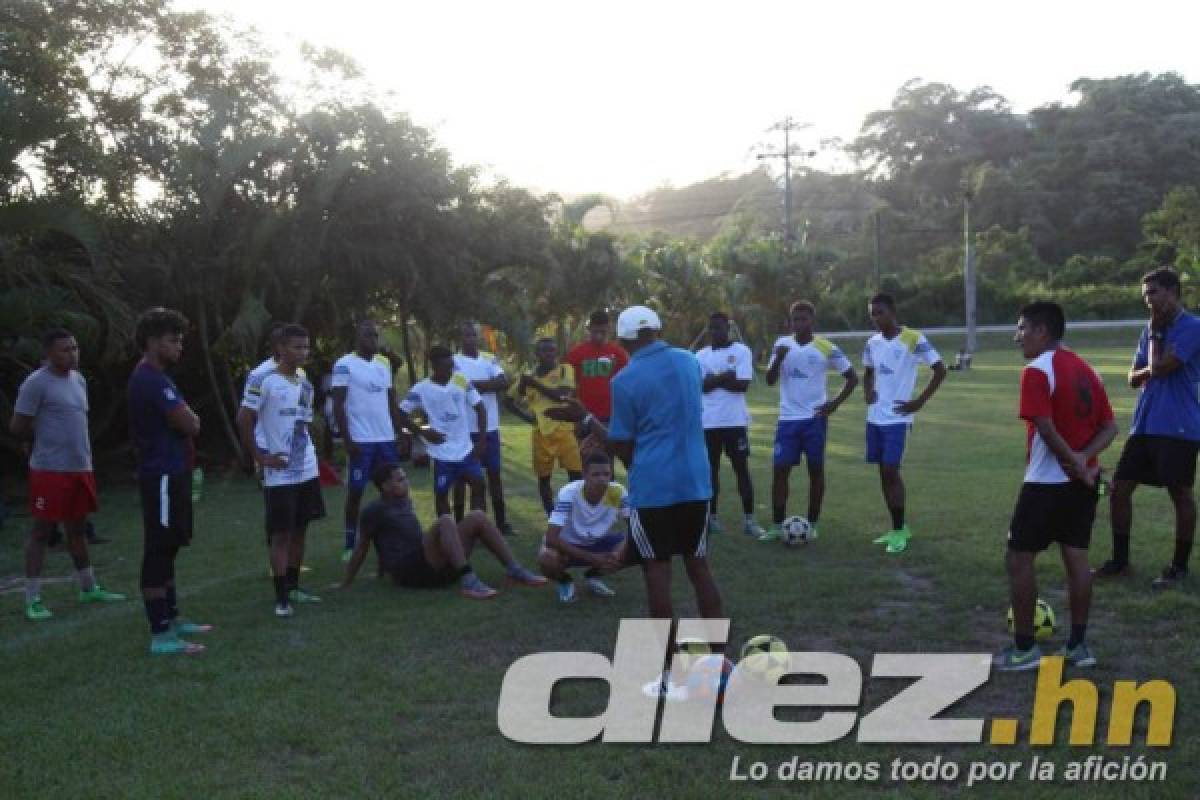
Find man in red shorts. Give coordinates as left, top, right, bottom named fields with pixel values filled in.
left=10, top=329, right=126, bottom=620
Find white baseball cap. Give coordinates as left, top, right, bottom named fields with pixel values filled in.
left=616, top=305, right=662, bottom=339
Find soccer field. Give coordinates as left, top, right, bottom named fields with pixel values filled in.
left=2, top=339, right=1197, bottom=799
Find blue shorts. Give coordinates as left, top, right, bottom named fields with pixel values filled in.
left=544, top=531, right=626, bottom=568
left=773, top=418, right=828, bottom=467
left=348, top=441, right=401, bottom=490
left=433, top=458, right=483, bottom=496
left=470, top=431, right=502, bottom=473
left=866, top=423, right=909, bottom=467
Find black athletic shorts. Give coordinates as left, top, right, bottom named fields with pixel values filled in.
left=628, top=500, right=711, bottom=563
left=1008, top=481, right=1099, bottom=553
left=1113, top=434, right=1200, bottom=488
left=705, top=427, right=751, bottom=460
left=390, top=549, right=459, bottom=588
left=139, top=472, right=193, bottom=551
left=263, top=477, right=326, bottom=537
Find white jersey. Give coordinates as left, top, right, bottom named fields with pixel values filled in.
left=255, top=371, right=318, bottom=487
left=453, top=352, right=505, bottom=433
left=549, top=480, right=630, bottom=546
left=772, top=335, right=853, bottom=421
left=863, top=327, right=942, bottom=426
left=331, top=353, right=395, bottom=443
left=399, top=374, right=482, bottom=463
left=242, top=357, right=306, bottom=411
left=696, top=342, right=754, bottom=429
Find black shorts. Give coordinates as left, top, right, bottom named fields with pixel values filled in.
left=1113, top=435, right=1200, bottom=488
left=139, top=472, right=193, bottom=552
left=390, top=549, right=459, bottom=588
left=1008, top=481, right=1099, bottom=553
left=263, top=477, right=325, bottom=537
left=628, top=500, right=711, bottom=563
left=705, top=427, right=750, bottom=461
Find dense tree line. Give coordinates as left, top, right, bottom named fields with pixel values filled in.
left=3, top=0, right=1199, bottom=468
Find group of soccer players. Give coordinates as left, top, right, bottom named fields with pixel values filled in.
left=10, top=267, right=1200, bottom=674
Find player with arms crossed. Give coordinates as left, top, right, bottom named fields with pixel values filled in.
left=255, top=324, right=325, bottom=617
left=335, top=463, right=544, bottom=598
left=506, top=338, right=581, bottom=514
left=453, top=322, right=514, bottom=534
left=861, top=293, right=946, bottom=553
left=762, top=301, right=858, bottom=541
left=11, top=329, right=125, bottom=619
left=128, top=307, right=212, bottom=654
left=1095, top=268, right=1200, bottom=589
left=996, top=302, right=1117, bottom=670
left=397, top=345, right=487, bottom=518
left=538, top=450, right=630, bottom=603
left=332, top=320, right=406, bottom=561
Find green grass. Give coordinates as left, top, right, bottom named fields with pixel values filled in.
left=3, top=337, right=1197, bottom=799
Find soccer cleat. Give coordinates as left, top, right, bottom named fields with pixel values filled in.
left=992, top=644, right=1043, bottom=672
left=641, top=673, right=689, bottom=701
left=1151, top=564, right=1187, bottom=591
left=757, top=524, right=783, bottom=542
left=1092, top=559, right=1132, bottom=579
left=289, top=588, right=322, bottom=604
left=79, top=585, right=127, bottom=604
left=341, top=549, right=353, bottom=564
left=172, top=619, right=214, bottom=636
left=150, top=632, right=204, bottom=656
left=500, top=522, right=517, bottom=537
left=274, top=603, right=293, bottom=618
left=506, top=566, right=549, bottom=587
left=585, top=576, right=616, bottom=598
left=460, top=575, right=499, bottom=600
left=556, top=579, right=577, bottom=603
left=708, top=517, right=724, bottom=535
left=1055, top=643, right=1097, bottom=668
left=25, top=598, right=53, bottom=621
left=742, top=519, right=765, bottom=538
left=884, top=526, right=912, bottom=554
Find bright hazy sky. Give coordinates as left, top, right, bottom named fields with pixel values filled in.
left=183, top=0, right=1198, bottom=199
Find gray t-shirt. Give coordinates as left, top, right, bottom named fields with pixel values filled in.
left=14, top=367, right=92, bottom=471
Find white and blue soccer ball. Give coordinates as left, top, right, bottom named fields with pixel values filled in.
left=781, top=516, right=813, bottom=545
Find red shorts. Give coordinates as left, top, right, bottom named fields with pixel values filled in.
left=28, top=470, right=98, bottom=522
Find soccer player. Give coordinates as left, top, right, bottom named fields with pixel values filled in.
left=1095, top=268, right=1200, bottom=589
left=564, top=309, right=628, bottom=427
left=336, top=463, right=545, bottom=596
left=995, top=302, right=1117, bottom=670
left=538, top=450, right=630, bottom=603
left=255, top=324, right=325, bottom=617
left=10, top=329, right=125, bottom=619
left=608, top=304, right=723, bottom=629
left=397, top=345, right=487, bottom=517
left=453, top=322, right=514, bottom=535
left=236, top=323, right=287, bottom=465
left=128, top=307, right=212, bottom=654
left=695, top=311, right=764, bottom=537
left=332, top=320, right=406, bottom=561
left=861, top=293, right=947, bottom=553
left=505, top=338, right=581, bottom=514
left=762, top=301, right=858, bottom=541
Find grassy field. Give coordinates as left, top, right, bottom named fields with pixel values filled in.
left=2, top=333, right=1197, bottom=799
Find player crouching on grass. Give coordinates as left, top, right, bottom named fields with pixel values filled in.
left=333, top=463, right=546, bottom=597
left=538, top=450, right=630, bottom=603
left=996, top=302, right=1117, bottom=671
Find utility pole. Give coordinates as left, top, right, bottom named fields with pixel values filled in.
left=963, top=189, right=978, bottom=362
left=756, top=117, right=814, bottom=245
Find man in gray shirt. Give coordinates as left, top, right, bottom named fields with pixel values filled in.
left=10, top=329, right=125, bottom=620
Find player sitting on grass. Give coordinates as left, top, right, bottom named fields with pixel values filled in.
left=397, top=345, right=487, bottom=518
left=996, top=302, right=1117, bottom=671
left=538, top=450, right=630, bottom=603
left=506, top=337, right=581, bottom=514
left=335, top=463, right=546, bottom=597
